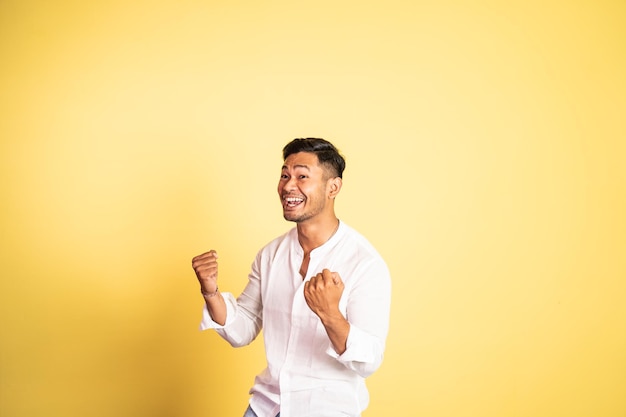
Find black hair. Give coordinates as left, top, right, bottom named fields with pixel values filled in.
left=282, top=138, right=346, bottom=178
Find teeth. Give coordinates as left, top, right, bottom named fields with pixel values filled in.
left=284, top=196, right=304, bottom=206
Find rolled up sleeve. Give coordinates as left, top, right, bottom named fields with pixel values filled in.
left=199, top=257, right=264, bottom=347
left=326, top=259, right=392, bottom=378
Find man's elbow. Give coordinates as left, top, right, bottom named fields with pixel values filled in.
left=354, top=354, right=384, bottom=378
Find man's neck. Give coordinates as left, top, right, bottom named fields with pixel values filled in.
left=296, top=217, right=340, bottom=255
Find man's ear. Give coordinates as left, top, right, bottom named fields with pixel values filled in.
left=328, top=177, right=342, bottom=199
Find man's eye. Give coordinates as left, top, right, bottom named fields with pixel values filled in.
left=298, top=175, right=308, bottom=179
left=280, top=174, right=289, bottom=179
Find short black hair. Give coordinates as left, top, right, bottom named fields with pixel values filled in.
left=282, top=138, right=346, bottom=178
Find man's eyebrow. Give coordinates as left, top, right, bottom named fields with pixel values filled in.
left=281, top=164, right=311, bottom=170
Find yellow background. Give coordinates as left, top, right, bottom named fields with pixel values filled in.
left=1, top=1, right=624, bottom=416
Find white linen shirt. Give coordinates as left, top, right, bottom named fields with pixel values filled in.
left=200, top=221, right=391, bottom=417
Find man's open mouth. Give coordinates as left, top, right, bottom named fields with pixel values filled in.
left=283, top=196, right=304, bottom=208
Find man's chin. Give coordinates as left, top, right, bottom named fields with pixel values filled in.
left=283, top=214, right=298, bottom=222
left=283, top=211, right=305, bottom=223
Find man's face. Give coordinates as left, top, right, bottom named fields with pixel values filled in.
left=278, top=152, right=331, bottom=223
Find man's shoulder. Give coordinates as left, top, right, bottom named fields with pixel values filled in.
left=340, top=223, right=381, bottom=253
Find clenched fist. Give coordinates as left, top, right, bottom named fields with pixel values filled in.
left=192, top=250, right=219, bottom=296
left=303, top=269, right=345, bottom=320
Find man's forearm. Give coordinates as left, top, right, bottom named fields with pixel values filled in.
left=319, top=311, right=350, bottom=354
left=203, top=291, right=227, bottom=326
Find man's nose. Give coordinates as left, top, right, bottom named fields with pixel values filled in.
left=284, top=176, right=298, bottom=190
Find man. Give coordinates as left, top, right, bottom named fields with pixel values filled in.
left=192, top=138, right=391, bottom=417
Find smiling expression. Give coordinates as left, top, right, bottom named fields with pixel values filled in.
left=278, top=152, right=335, bottom=223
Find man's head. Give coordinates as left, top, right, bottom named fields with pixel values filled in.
left=282, top=138, right=346, bottom=179
left=278, top=138, right=345, bottom=224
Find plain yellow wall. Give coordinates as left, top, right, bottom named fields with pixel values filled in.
left=1, top=1, right=624, bottom=416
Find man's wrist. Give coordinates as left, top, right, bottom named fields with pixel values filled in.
left=201, top=286, right=219, bottom=298
left=318, top=309, right=346, bottom=326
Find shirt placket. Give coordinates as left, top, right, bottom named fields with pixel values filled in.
left=278, top=251, right=322, bottom=416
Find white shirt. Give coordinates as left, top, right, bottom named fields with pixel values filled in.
left=200, top=221, right=391, bottom=417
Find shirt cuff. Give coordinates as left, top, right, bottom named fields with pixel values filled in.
left=325, top=324, right=377, bottom=364
left=199, top=292, right=237, bottom=330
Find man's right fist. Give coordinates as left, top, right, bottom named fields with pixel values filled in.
left=192, top=250, right=219, bottom=295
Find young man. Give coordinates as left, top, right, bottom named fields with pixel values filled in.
left=192, top=138, right=391, bottom=417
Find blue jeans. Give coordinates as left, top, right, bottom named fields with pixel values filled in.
left=243, top=405, right=279, bottom=417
